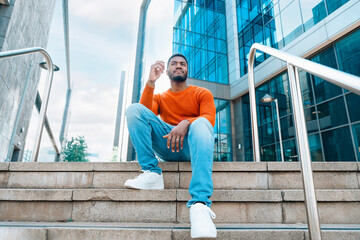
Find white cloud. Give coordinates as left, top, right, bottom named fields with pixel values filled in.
left=70, top=0, right=142, bottom=28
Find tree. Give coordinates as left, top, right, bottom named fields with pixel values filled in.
left=62, top=136, right=89, bottom=162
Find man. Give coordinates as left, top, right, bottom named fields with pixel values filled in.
left=125, top=53, right=216, bottom=238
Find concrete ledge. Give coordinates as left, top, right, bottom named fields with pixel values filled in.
left=72, top=202, right=176, bottom=222
left=7, top=172, right=93, bottom=189
left=177, top=189, right=282, bottom=202
left=283, top=190, right=360, bottom=202
left=0, top=162, right=9, bottom=171
left=179, top=162, right=267, bottom=171
left=93, top=162, right=178, bottom=172
left=267, top=162, right=358, bottom=172
left=9, top=162, right=94, bottom=172
left=0, top=189, right=72, bottom=201
left=0, top=227, right=46, bottom=240
left=73, top=189, right=176, bottom=201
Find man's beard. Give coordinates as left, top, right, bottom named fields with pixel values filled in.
left=169, top=71, right=188, bottom=82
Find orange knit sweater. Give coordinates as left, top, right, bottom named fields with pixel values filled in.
left=139, top=84, right=216, bottom=127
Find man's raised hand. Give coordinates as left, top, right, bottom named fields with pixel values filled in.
left=148, top=61, right=165, bottom=87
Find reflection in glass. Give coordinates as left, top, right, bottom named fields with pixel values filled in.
left=346, top=93, right=360, bottom=123
left=322, top=126, right=355, bottom=161
left=304, top=107, right=318, bottom=133
left=280, top=0, right=303, bottom=45
left=317, top=97, right=348, bottom=130
left=308, top=134, right=323, bottom=161
left=311, top=47, right=342, bottom=103
left=299, top=0, right=326, bottom=31
left=283, top=138, right=298, bottom=161
left=326, top=0, right=350, bottom=14
left=352, top=123, right=360, bottom=160
left=335, top=29, right=360, bottom=77
left=280, top=115, right=295, bottom=140
left=261, top=144, right=276, bottom=161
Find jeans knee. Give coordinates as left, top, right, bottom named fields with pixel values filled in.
left=125, top=103, right=144, bottom=121
left=189, top=117, right=214, bottom=138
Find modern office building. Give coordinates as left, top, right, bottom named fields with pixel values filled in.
left=0, top=0, right=57, bottom=162
left=172, top=0, right=360, bottom=162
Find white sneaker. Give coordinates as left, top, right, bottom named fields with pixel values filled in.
left=190, top=203, right=217, bottom=238
left=124, top=170, right=164, bottom=190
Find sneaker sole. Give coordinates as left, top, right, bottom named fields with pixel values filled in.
left=124, top=183, right=164, bottom=190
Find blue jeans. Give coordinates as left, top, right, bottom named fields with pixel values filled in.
left=126, top=103, right=214, bottom=207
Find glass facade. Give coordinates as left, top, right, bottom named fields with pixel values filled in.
left=238, top=29, right=360, bottom=162
left=214, top=99, right=232, bottom=161
left=173, top=0, right=228, bottom=84
left=173, top=0, right=233, bottom=162
left=236, top=0, right=350, bottom=76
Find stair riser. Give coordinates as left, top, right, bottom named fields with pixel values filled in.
left=1, top=227, right=360, bottom=240
left=1, top=171, right=359, bottom=189
left=0, top=201, right=359, bottom=224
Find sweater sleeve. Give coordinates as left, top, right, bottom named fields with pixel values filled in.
left=186, top=88, right=216, bottom=127
left=139, top=84, right=159, bottom=115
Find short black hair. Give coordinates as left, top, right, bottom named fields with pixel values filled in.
left=167, top=53, right=188, bottom=67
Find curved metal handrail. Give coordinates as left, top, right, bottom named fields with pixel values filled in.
left=0, top=47, right=55, bottom=162
left=248, top=43, right=360, bottom=240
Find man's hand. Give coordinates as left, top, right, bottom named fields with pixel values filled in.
left=147, top=61, right=165, bottom=87
left=163, top=120, right=191, bottom=152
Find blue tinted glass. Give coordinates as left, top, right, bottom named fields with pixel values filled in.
left=352, top=123, right=360, bottom=160
left=346, top=93, right=360, bottom=123
left=261, top=144, right=276, bottom=161
left=304, top=107, right=319, bottom=133
left=280, top=115, right=295, bottom=140
left=283, top=138, right=298, bottom=162
left=322, top=126, right=356, bottom=161
left=317, top=97, right=348, bottom=130
left=311, top=46, right=342, bottom=103
left=300, top=0, right=327, bottom=30
left=259, top=122, right=275, bottom=145
left=280, top=0, right=304, bottom=45
left=326, top=0, right=350, bottom=14
left=335, top=29, right=360, bottom=77
left=308, top=134, right=323, bottom=161
left=298, top=70, right=314, bottom=107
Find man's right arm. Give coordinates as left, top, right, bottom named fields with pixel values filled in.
left=139, top=60, right=165, bottom=114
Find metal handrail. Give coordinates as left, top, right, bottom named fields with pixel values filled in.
left=248, top=43, right=360, bottom=240
left=0, top=47, right=55, bottom=162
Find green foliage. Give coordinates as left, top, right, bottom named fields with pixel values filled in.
left=62, top=136, right=89, bottom=162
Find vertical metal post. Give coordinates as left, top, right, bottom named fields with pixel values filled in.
left=248, top=48, right=261, bottom=162
left=31, top=52, right=54, bottom=162
left=274, top=99, right=284, bottom=162
left=287, top=63, right=321, bottom=240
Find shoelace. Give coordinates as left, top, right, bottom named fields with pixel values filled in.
left=136, top=170, right=151, bottom=179
left=207, top=208, right=216, bottom=219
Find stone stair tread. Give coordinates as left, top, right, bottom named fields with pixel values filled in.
left=1, top=188, right=360, bottom=202
left=1, top=162, right=359, bottom=172
left=0, top=222, right=359, bottom=240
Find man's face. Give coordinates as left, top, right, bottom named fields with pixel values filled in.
left=167, top=56, right=188, bottom=82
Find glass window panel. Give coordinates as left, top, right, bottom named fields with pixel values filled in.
left=279, top=0, right=294, bottom=10
left=299, top=70, right=314, bottom=107
left=280, top=0, right=303, bottom=45
left=261, top=144, right=276, bottom=161
left=304, top=107, right=319, bottom=133
left=308, top=134, right=323, bottom=161
left=283, top=138, right=298, bottom=161
left=346, top=93, right=360, bottom=123
left=280, top=115, right=295, bottom=140
left=326, top=0, right=349, bottom=14
left=352, top=123, right=360, bottom=160
left=259, top=122, right=275, bottom=145
left=300, top=0, right=327, bottom=31
left=317, top=97, right=348, bottom=130
left=311, top=47, right=342, bottom=103
left=335, top=29, right=360, bottom=77
left=322, top=126, right=356, bottom=161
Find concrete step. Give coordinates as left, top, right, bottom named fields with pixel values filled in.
left=0, top=189, right=359, bottom=224
left=1, top=162, right=359, bottom=190
left=0, top=222, right=360, bottom=240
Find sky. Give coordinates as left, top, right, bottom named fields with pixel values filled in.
left=24, top=0, right=174, bottom=162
